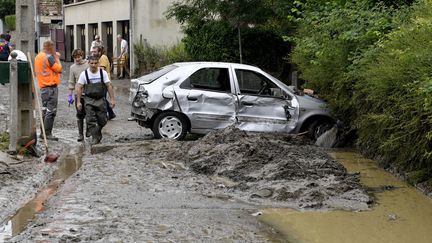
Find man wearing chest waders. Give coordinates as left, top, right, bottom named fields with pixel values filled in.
left=76, top=55, right=115, bottom=145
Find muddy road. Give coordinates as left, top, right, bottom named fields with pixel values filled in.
left=1, top=62, right=370, bottom=242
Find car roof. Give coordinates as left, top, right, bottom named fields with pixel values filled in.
left=172, top=61, right=262, bottom=71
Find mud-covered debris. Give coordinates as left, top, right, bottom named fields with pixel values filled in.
left=251, top=188, right=273, bottom=198
left=168, top=126, right=370, bottom=211
left=387, top=213, right=398, bottom=221
left=251, top=211, right=262, bottom=216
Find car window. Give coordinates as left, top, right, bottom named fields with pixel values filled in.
left=235, top=69, right=278, bottom=96
left=181, top=68, right=231, bottom=92
left=137, top=65, right=178, bottom=83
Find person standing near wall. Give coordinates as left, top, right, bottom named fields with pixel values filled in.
left=76, top=55, right=115, bottom=145
left=90, top=35, right=103, bottom=53
left=35, top=40, right=62, bottom=141
left=68, top=49, right=89, bottom=142
left=116, top=34, right=129, bottom=79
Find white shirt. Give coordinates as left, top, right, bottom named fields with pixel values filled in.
left=8, top=50, right=28, bottom=61
left=77, top=68, right=110, bottom=85
left=120, top=39, right=128, bottom=53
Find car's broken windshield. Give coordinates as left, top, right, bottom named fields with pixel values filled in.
left=137, top=65, right=178, bottom=83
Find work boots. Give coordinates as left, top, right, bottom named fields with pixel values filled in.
left=85, top=126, right=90, bottom=138
left=90, top=127, right=102, bottom=145
left=77, top=120, right=84, bottom=142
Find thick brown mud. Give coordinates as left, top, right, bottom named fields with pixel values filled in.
left=168, top=127, right=370, bottom=211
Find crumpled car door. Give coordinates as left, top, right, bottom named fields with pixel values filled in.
left=234, top=68, right=297, bottom=133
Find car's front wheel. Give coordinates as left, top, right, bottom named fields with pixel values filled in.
left=308, top=119, right=334, bottom=140
left=152, top=112, right=188, bottom=140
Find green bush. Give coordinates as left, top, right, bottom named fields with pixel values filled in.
left=292, top=0, right=432, bottom=184
left=0, top=132, right=9, bottom=151
left=134, top=41, right=190, bottom=76
left=354, top=0, right=432, bottom=179
left=290, top=0, right=395, bottom=123
left=5, top=14, right=15, bottom=31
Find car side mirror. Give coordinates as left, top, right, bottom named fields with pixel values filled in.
left=271, top=88, right=291, bottom=100
left=162, top=86, right=174, bottom=99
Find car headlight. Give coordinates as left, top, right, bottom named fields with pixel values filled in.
left=132, top=90, right=149, bottom=107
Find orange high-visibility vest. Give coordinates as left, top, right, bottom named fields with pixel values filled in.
left=34, top=52, right=62, bottom=88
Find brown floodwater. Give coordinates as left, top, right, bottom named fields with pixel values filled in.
left=259, top=150, right=432, bottom=243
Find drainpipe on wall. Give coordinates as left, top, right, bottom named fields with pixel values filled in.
left=129, top=0, right=134, bottom=76
left=35, top=0, right=40, bottom=53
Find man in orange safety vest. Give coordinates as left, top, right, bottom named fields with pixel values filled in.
left=35, top=40, right=62, bottom=141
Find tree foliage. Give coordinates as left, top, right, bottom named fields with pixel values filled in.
left=166, top=0, right=293, bottom=78
left=290, top=0, right=396, bottom=122
left=0, top=0, right=15, bottom=19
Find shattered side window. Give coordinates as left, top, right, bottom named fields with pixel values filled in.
left=235, top=69, right=277, bottom=96
left=137, top=65, right=178, bottom=83
left=183, top=68, right=231, bottom=92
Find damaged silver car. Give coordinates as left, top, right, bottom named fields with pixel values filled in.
left=129, top=62, right=334, bottom=140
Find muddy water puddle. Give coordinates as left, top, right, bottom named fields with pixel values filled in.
left=259, top=151, right=432, bottom=243
left=0, top=147, right=83, bottom=241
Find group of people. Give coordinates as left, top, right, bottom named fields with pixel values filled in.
left=35, top=39, right=116, bottom=145
left=90, top=34, right=130, bottom=79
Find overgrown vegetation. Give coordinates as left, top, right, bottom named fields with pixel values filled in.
left=0, top=132, right=9, bottom=151
left=5, top=14, right=15, bottom=30
left=290, top=0, right=432, bottom=186
left=290, top=0, right=397, bottom=123
left=353, top=0, right=432, bottom=186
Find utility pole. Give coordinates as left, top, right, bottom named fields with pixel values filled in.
left=8, top=53, right=18, bottom=152
left=16, top=0, right=36, bottom=55
left=8, top=0, right=37, bottom=153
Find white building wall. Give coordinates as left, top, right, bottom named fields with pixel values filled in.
left=133, top=0, right=183, bottom=47
left=64, top=0, right=129, bottom=54
left=64, top=0, right=183, bottom=73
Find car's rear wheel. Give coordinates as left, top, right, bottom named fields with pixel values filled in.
left=152, top=112, right=188, bottom=140
left=308, top=119, right=334, bottom=140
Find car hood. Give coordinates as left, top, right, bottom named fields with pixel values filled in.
left=295, top=94, right=328, bottom=110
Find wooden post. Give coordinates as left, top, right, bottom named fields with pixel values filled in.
left=8, top=53, right=18, bottom=152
